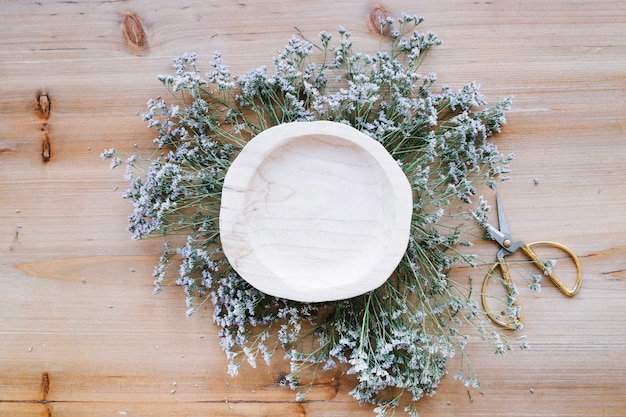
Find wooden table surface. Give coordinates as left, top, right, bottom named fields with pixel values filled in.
left=1, top=1, right=625, bottom=416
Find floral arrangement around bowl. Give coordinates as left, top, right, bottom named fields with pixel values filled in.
left=102, top=14, right=527, bottom=417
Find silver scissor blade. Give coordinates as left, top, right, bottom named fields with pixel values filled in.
left=471, top=209, right=508, bottom=246
left=485, top=222, right=508, bottom=247
left=496, top=192, right=512, bottom=236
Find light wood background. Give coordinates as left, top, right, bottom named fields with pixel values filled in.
left=1, top=1, right=624, bottom=416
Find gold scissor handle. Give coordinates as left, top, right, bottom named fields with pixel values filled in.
left=482, top=241, right=582, bottom=330
left=522, top=241, right=582, bottom=296
left=482, top=259, right=523, bottom=330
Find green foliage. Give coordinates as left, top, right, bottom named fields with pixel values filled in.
left=102, top=14, right=523, bottom=416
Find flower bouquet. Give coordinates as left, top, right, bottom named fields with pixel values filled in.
left=102, top=14, right=524, bottom=416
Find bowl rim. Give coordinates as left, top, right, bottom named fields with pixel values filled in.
left=219, top=120, right=413, bottom=302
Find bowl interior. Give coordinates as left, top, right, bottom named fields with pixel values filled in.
left=243, top=133, right=394, bottom=291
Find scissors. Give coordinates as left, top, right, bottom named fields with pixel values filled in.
left=476, top=193, right=582, bottom=330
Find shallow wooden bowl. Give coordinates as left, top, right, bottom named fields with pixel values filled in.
left=219, top=121, right=413, bottom=302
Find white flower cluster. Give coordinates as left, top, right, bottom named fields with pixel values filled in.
left=101, top=14, right=523, bottom=417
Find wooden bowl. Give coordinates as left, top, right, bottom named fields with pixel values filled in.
left=219, top=121, right=412, bottom=302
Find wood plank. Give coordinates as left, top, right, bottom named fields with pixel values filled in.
left=1, top=1, right=625, bottom=416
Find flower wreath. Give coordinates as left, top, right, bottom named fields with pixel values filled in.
left=102, top=14, right=525, bottom=417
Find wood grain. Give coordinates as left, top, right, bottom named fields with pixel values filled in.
left=1, top=1, right=625, bottom=416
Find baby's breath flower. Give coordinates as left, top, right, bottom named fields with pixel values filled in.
left=109, top=157, right=122, bottom=169
left=319, top=30, right=332, bottom=47
left=530, top=274, right=543, bottom=292
left=207, top=51, right=235, bottom=90
left=542, top=259, right=557, bottom=275
left=100, top=148, right=116, bottom=160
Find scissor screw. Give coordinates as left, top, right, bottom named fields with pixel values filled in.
left=503, top=239, right=512, bottom=248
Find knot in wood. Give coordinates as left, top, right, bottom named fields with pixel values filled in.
left=368, top=5, right=392, bottom=37
left=37, top=91, right=50, bottom=120
left=122, top=12, right=147, bottom=54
